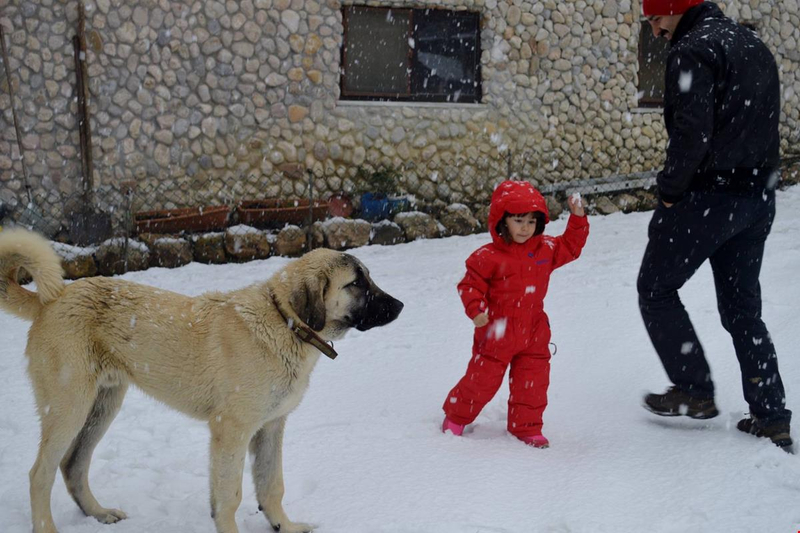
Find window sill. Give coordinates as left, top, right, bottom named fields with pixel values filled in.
left=630, top=106, right=664, bottom=114
left=337, top=100, right=488, bottom=110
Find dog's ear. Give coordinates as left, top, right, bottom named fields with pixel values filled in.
left=289, top=273, right=327, bottom=331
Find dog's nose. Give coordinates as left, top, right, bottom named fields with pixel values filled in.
left=373, top=295, right=403, bottom=324
left=388, top=297, right=403, bottom=319
left=355, top=293, right=404, bottom=331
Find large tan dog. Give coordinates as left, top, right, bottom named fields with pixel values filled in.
left=0, top=228, right=403, bottom=533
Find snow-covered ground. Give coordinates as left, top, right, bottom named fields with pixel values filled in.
left=2, top=188, right=800, bottom=533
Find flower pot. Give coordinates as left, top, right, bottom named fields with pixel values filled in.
left=388, top=195, right=410, bottom=214
left=236, top=198, right=328, bottom=229
left=359, top=193, right=410, bottom=221
left=327, top=193, right=354, bottom=218
left=134, top=205, right=230, bottom=235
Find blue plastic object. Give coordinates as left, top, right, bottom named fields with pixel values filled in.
left=360, top=193, right=409, bottom=221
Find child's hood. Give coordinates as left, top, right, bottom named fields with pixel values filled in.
left=488, top=180, right=550, bottom=245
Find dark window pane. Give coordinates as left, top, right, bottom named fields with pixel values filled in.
left=341, top=7, right=482, bottom=103
left=638, top=22, right=670, bottom=106
left=342, top=7, right=410, bottom=96
left=411, top=10, right=481, bottom=103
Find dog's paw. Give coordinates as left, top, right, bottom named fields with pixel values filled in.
left=273, top=520, right=315, bottom=533
left=93, top=508, right=128, bottom=524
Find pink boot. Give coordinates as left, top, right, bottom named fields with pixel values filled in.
left=442, top=417, right=465, bottom=436
left=519, top=434, right=549, bottom=448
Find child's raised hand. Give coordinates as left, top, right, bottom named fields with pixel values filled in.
left=473, top=313, right=489, bottom=327
left=568, top=193, right=585, bottom=217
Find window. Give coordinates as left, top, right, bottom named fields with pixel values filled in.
left=637, top=20, right=670, bottom=107
left=341, top=6, right=482, bottom=103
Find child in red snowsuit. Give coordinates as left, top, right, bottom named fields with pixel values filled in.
left=442, top=180, right=589, bottom=447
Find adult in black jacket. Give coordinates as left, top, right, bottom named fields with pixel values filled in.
left=637, top=0, right=792, bottom=452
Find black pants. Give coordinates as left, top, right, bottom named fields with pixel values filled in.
left=638, top=190, right=791, bottom=424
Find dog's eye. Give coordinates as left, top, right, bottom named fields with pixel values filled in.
left=345, top=268, right=369, bottom=289
left=346, top=274, right=367, bottom=289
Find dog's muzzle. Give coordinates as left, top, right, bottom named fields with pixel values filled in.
left=354, top=292, right=404, bottom=331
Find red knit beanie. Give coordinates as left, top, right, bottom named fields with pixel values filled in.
left=642, top=0, right=703, bottom=16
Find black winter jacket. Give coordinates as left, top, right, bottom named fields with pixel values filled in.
left=657, top=2, right=780, bottom=203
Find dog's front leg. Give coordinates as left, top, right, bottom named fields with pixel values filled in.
left=208, top=417, right=250, bottom=533
left=250, top=416, right=314, bottom=533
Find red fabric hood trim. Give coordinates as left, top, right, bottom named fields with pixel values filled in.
left=487, top=180, right=549, bottom=245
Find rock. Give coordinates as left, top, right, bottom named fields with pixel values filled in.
left=602, top=0, right=619, bottom=18
left=322, top=218, right=371, bottom=250
left=224, top=225, right=271, bottom=260
left=96, top=238, right=150, bottom=276
left=287, top=105, right=308, bottom=123
left=394, top=211, right=440, bottom=241
left=192, top=233, right=227, bottom=264
left=592, top=196, right=620, bottom=215
left=613, top=193, right=641, bottom=213
left=116, top=22, right=137, bottom=44
left=273, top=225, right=307, bottom=256
left=308, top=221, right=326, bottom=249
left=53, top=243, right=97, bottom=279
left=370, top=220, right=405, bottom=245
left=545, top=196, right=564, bottom=220
left=139, top=234, right=193, bottom=268
left=780, top=163, right=800, bottom=187
left=440, top=204, right=480, bottom=236
left=265, top=73, right=287, bottom=86
left=473, top=205, right=490, bottom=231
left=633, top=189, right=659, bottom=210
left=282, top=11, right=301, bottom=33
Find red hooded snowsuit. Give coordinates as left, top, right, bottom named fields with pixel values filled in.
left=442, top=180, right=590, bottom=437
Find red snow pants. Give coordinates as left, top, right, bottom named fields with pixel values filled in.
left=443, top=314, right=551, bottom=438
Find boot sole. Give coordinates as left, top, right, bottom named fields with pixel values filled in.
left=756, top=432, right=794, bottom=453
left=777, top=442, right=795, bottom=454
left=643, top=401, right=719, bottom=420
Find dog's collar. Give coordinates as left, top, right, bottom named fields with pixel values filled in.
left=269, top=292, right=338, bottom=360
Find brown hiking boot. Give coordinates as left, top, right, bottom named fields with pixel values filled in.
left=737, top=416, right=794, bottom=453
left=643, top=386, right=719, bottom=419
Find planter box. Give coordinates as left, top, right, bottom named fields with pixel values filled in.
left=134, top=206, right=230, bottom=235
left=236, top=198, right=328, bottom=228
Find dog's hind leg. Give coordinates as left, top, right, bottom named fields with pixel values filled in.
left=60, top=383, right=129, bottom=524
left=208, top=416, right=250, bottom=533
left=29, top=374, right=96, bottom=533
left=250, top=416, right=314, bottom=533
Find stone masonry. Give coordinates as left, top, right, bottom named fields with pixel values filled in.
left=1, top=0, right=799, bottom=231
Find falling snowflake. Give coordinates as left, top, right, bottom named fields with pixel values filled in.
left=678, top=70, right=693, bottom=93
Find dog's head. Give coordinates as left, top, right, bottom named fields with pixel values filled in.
left=279, top=249, right=403, bottom=340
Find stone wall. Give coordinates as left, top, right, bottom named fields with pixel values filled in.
left=1, top=0, right=799, bottom=227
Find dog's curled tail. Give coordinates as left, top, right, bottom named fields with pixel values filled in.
left=0, top=228, right=65, bottom=321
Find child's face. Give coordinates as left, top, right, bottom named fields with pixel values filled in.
left=505, top=213, right=537, bottom=244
